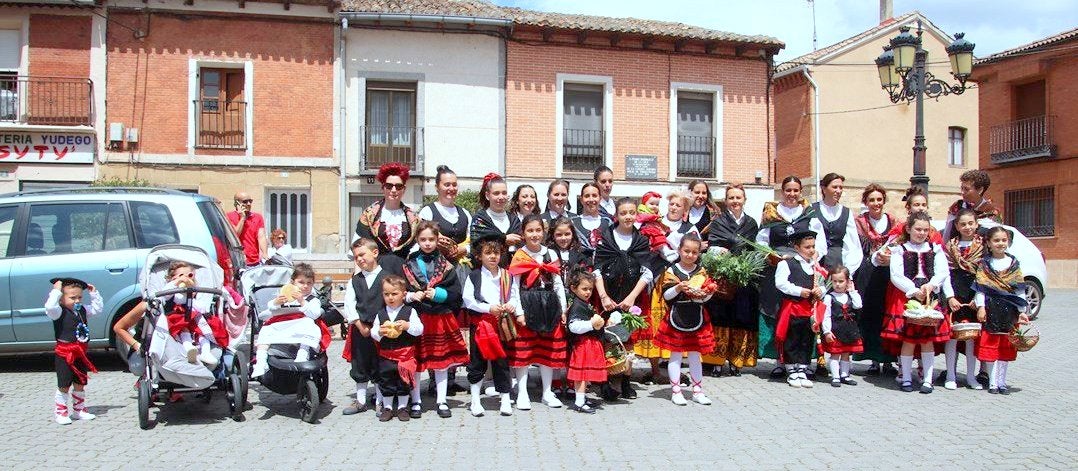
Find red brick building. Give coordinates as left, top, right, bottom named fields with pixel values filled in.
left=974, top=28, right=1078, bottom=288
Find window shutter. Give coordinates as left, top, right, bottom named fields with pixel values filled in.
left=0, top=29, right=20, bottom=71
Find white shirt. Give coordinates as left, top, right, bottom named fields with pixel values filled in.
left=418, top=202, right=471, bottom=226
left=369, top=304, right=424, bottom=341
left=343, top=265, right=383, bottom=323
left=462, top=266, right=522, bottom=314
left=821, top=290, right=863, bottom=334
left=974, top=256, right=1026, bottom=308
left=578, top=214, right=602, bottom=232
left=775, top=254, right=817, bottom=297
left=868, top=214, right=890, bottom=235
left=518, top=246, right=568, bottom=314
left=487, top=210, right=511, bottom=233
left=599, top=198, right=616, bottom=217
left=688, top=205, right=706, bottom=225
left=889, top=241, right=949, bottom=298
left=380, top=207, right=406, bottom=226
left=756, top=204, right=805, bottom=247
left=44, top=289, right=103, bottom=321
left=661, top=219, right=700, bottom=263
left=264, top=291, right=323, bottom=322
left=809, top=201, right=864, bottom=270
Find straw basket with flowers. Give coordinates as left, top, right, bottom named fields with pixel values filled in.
left=903, top=298, right=945, bottom=326
left=1009, top=323, right=1040, bottom=352
left=603, top=306, right=645, bottom=375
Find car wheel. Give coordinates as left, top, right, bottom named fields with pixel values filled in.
left=1024, top=278, right=1043, bottom=320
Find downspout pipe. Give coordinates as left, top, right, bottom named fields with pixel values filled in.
left=339, top=17, right=349, bottom=253
left=338, top=12, right=513, bottom=28
left=801, top=67, right=821, bottom=202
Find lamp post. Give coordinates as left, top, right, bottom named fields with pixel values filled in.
left=875, top=20, right=975, bottom=195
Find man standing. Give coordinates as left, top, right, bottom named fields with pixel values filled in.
left=226, top=191, right=268, bottom=267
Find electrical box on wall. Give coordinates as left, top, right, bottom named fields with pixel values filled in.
left=108, top=123, right=125, bottom=150
left=126, top=128, right=139, bottom=151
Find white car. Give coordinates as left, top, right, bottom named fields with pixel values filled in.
left=932, top=221, right=1048, bottom=319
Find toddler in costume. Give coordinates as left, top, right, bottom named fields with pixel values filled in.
left=252, top=263, right=327, bottom=377
left=161, top=261, right=219, bottom=367
left=45, top=278, right=103, bottom=424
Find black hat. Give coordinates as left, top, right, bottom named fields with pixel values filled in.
left=788, top=230, right=818, bottom=244
left=50, top=277, right=88, bottom=290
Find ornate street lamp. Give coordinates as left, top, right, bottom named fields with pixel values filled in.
left=874, top=21, right=975, bottom=195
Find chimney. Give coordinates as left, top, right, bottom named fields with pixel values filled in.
left=880, top=0, right=894, bottom=25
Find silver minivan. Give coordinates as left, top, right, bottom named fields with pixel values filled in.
left=0, top=188, right=244, bottom=353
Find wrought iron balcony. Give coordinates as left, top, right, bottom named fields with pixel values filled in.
left=361, top=125, right=422, bottom=171
left=677, top=135, right=716, bottom=178
left=563, top=128, right=604, bottom=173
left=194, top=99, right=247, bottom=149
left=0, top=75, right=94, bottom=126
left=990, top=115, right=1056, bottom=164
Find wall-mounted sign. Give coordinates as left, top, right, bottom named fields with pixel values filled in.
left=0, top=132, right=95, bottom=164
left=625, top=154, right=658, bottom=181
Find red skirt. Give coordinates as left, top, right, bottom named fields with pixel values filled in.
left=417, top=312, right=469, bottom=371
left=506, top=322, right=569, bottom=369
left=880, top=284, right=952, bottom=346
left=654, top=311, right=715, bottom=353
left=567, top=336, right=607, bottom=383
left=821, top=337, right=864, bottom=355
left=976, top=332, right=1017, bottom=362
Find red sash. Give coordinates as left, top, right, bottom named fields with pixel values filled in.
left=378, top=345, right=417, bottom=387
left=508, top=256, right=562, bottom=288
left=474, top=315, right=507, bottom=360
left=55, top=340, right=97, bottom=384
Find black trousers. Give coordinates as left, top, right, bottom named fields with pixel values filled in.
left=349, top=325, right=378, bottom=384
left=374, top=357, right=412, bottom=397
left=466, top=327, right=512, bottom=393
left=55, top=357, right=85, bottom=389
left=783, top=316, right=815, bottom=367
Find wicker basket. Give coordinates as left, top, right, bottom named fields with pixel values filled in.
left=604, top=330, right=633, bottom=376
left=766, top=252, right=784, bottom=267
left=712, top=279, right=736, bottom=301
left=1009, top=323, right=1040, bottom=352
left=951, top=322, right=982, bottom=341
left=903, top=309, right=944, bottom=326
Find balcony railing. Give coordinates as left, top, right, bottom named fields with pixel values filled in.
left=195, top=99, right=247, bottom=149
left=677, top=135, right=716, bottom=178
left=361, top=125, right=422, bottom=171
left=563, top=128, right=604, bottom=173
left=0, top=75, right=93, bottom=126
left=990, top=115, right=1056, bottom=164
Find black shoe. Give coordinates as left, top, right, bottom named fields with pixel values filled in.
left=679, top=374, right=691, bottom=387
left=988, top=387, right=999, bottom=394
left=600, top=382, right=620, bottom=401
left=640, top=373, right=656, bottom=385
left=998, top=386, right=1011, bottom=395
left=805, top=370, right=817, bottom=381
left=620, top=378, right=638, bottom=399
left=436, top=403, right=451, bottom=418
left=866, top=364, right=881, bottom=376
left=830, top=380, right=841, bottom=388
left=840, top=376, right=858, bottom=386
left=569, top=403, right=597, bottom=414
left=729, top=367, right=741, bottom=377
left=770, top=366, right=786, bottom=378
left=882, top=363, right=899, bottom=375
left=409, top=405, right=422, bottom=419
left=977, top=371, right=990, bottom=387
left=448, top=382, right=466, bottom=397
left=920, top=383, right=933, bottom=394
left=900, top=381, right=914, bottom=392
left=342, top=400, right=367, bottom=415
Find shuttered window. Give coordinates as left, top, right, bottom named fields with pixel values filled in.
left=267, top=189, right=311, bottom=250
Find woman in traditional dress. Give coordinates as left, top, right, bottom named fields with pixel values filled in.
left=809, top=173, right=863, bottom=271
left=852, top=183, right=898, bottom=375
left=469, top=173, right=522, bottom=267
left=571, top=182, right=611, bottom=262
left=687, top=180, right=716, bottom=245
left=541, top=179, right=575, bottom=224
left=353, top=163, right=418, bottom=276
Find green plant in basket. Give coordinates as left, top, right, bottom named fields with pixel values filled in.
left=700, top=250, right=768, bottom=288
left=619, top=305, right=647, bottom=332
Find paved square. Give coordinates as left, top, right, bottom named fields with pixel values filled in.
left=2, top=291, right=1075, bottom=470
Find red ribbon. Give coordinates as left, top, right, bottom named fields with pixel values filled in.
left=473, top=316, right=507, bottom=360
left=508, top=259, right=562, bottom=288
left=378, top=345, right=418, bottom=387
left=55, top=340, right=97, bottom=385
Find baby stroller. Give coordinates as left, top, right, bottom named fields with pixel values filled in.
left=242, top=265, right=330, bottom=423
left=132, top=245, right=249, bottom=430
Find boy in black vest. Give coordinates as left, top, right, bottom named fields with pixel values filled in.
left=371, top=275, right=424, bottom=422
left=45, top=278, right=103, bottom=424
left=342, top=238, right=385, bottom=415
left=462, top=234, right=520, bottom=417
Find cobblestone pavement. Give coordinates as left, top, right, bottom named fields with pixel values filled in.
left=2, top=290, right=1076, bottom=470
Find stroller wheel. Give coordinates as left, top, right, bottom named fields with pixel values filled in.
left=298, top=379, right=320, bottom=424
left=316, top=369, right=329, bottom=402
left=227, top=373, right=246, bottom=420
left=200, top=388, right=213, bottom=404
left=137, top=378, right=154, bottom=430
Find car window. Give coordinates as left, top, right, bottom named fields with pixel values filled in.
left=0, top=205, right=15, bottom=258
left=131, top=202, right=180, bottom=247
left=27, top=203, right=131, bottom=255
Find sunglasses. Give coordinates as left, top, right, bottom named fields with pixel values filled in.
left=237, top=199, right=253, bottom=204
left=383, top=183, right=405, bottom=191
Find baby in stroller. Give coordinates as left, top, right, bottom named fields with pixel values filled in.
left=251, top=263, right=325, bottom=378
left=161, top=261, right=222, bottom=367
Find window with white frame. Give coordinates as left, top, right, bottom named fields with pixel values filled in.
left=676, top=92, right=715, bottom=178
left=266, top=189, right=311, bottom=251
left=196, top=66, right=247, bottom=149
left=948, top=126, right=965, bottom=166
left=0, top=28, right=20, bottom=121
left=562, top=83, right=605, bottom=173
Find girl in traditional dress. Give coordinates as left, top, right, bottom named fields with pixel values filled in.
left=593, top=197, right=655, bottom=401
left=774, top=230, right=825, bottom=388
left=45, top=278, right=102, bottom=424
left=541, top=179, right=575, bottom=224
left=881, top=211, right=951, bottom=394
left=653, top=234, right=715, bottom=405
left=703, top=184, right=760, bottom=377
left=687, top=180, right=715, bottom=240
left=820, top=265, right=862, bottom=387
left=511, top=184, right=541, bottom=222
left=506, top=214, right=569, bottom=410
left=404, top=221, right=466, bottom=418
left=757, top=176, right=816, bottom=377
left=548, top=216, right=588, bottom=282
left=564, top=269, right=606, bottom=414
left=885, top=186, right=943, bottom=245
left=594, top=166, right=617, bottom=220
left=470, top=173, right=522, bottom=267
left=354, top=163, right=419, bottom=276
left=571, top=183, right=611, bottom=262
left=943, top=209, right=984, bottom=390
left=974, top=226, right=1030, bottom=395
left=853, top=184, right=897, bottom=375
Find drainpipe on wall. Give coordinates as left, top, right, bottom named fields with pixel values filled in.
left=339, top=17, right=349, bottom=253
left=801, top=67, right=821, bottom=202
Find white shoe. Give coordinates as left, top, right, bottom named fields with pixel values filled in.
left=787, top=374, right=801, bottom=388
left=251, top=361, right=268, bottom=378
left=966, top=380, right=984, bottom=390
left=542, top=392, right=562, bottom=408
left=199, top=351, right=219, bottom=368
left=671, top=387, right=688, bottom=405
left=484, top=386, right=499, bottom=397
left=516, top=394, right=531, bottom=411
left=186, top=345, right=198, bottom=364
left=55, top=414, right=72, bottom=425
left=798, top=373, right=814, bottom=389
left=944, top=380, right=958, bottom=390
left=499, top=395, right=513, bottom=416
left=72, top=409, right=96, bottom=420
left=692, top=393, right=712, bottom=405
left=469, top=384, right=485, bottom=417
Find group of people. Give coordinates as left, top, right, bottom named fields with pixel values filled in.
left=43, top=162, right=1034, bottom=424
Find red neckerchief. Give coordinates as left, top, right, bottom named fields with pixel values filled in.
left=508, top=250, right=561, bottom=288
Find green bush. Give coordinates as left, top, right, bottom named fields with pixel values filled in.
left=422, top=189, right=479, bottom=214
left=91, top=176, right=152, bottom=187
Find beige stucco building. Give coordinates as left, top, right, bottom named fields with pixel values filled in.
left=774, top=12, right=978, bottom=218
